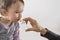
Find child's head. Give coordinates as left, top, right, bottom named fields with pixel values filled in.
left=0, top=0, right=24, bottom=22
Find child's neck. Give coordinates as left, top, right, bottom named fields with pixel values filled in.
left=0, top=17, right=12, bottom=27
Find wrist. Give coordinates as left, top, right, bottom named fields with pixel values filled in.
left=40, top=28, right=47, bottom=36
left=36, top=23, right=47, bottom=35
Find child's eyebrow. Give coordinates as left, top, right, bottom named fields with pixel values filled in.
left=15, top=10, right=23, bottom=13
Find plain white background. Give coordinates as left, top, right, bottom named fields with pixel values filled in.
left=19, top=0, right=60, bottom=40
left=20, top=0, right=60, bottom=40
left=0, top=0, right=60, bottom=40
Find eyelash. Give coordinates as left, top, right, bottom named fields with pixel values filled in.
left=16, top=12, right=20, bottom=13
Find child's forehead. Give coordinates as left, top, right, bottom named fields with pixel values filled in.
left=9, top=1, right=24, bottom=11
left=12, top=2, right=22, bottom=8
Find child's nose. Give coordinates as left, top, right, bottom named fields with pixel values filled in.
left=16, top=14, right=19, bottom=17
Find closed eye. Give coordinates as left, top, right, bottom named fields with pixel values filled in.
left=16, top=11, right=20, bottom=13
left=16, top=10, right=23, bottom=14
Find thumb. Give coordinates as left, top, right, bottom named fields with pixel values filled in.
left=26, top=28, right=35, bottom=32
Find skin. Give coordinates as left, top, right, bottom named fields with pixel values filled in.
left=23, top=17, right=47, bottom=35
left=0, top=1, right=24, bottom=27
left=0, top=1, right=47, bottom=35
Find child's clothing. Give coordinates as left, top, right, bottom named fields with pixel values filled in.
left=0, top=22, right=19, bottom=40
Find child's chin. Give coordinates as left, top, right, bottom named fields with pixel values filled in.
left=14, top=19, right=20, bottom=22
left=13, top=18, right=20, bottom=22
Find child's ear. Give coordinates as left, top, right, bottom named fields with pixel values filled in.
left=1, top=9, right=7, bottom=16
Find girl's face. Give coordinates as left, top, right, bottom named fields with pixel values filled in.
left=6, top=1, right=24, bottom=22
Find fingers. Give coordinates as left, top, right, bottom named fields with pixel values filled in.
left=26, top=28, right=41, bottom=32
left=26, top=28, right=35, bottom=32
left=23, top=17, right=37, bottom=26
left=23, top=17, right=35, bottom=22
left=23, top=17, right=29, bottom=24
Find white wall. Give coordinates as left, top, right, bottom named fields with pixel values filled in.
left=20, top=0, right=60, bottom=40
